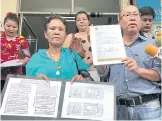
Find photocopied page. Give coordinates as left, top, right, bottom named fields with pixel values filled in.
left=0, top=59, right=22, bottom=67
left=61, top=82, right=115, bottom=120
left=90, top=25, right=126, bottom=65
left=0, top=78, right=62, bottom=117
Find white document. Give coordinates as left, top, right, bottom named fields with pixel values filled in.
left=90, top=25, right=126, bottom=65
left=88, top=70, right=100, bottom=82
left=61, top=82, right=115, bottom=120
left=0, top=78, right=62, bottom=117
left=0, top=59, right=22, bottom=67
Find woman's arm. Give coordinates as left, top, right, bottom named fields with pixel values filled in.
left=20, top=37, right=30, bottom=65
left=83, top=56, right=93, bottom=65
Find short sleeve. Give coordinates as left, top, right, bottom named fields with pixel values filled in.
left=26, top=53, right=46, bottom=76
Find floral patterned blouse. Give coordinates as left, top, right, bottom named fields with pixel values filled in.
left=1, top=31, right=30, bottom=80
left=1, top=31, right=30, bottom=63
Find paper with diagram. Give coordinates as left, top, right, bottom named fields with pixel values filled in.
left=90, top=25, right=126, bottom=65
left=61, top=82, right=115, bottom=120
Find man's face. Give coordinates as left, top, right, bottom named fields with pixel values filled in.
left=141, top=15, right=153, bottom=33
left=118, top=6, right=141, bottom=34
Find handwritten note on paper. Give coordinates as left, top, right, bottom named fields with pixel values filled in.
left=0, top=78, right=61, bottom=117
left=90, top=25, right=126, bottom=65
left=61, top=82, right=115, bottom=120
left=0, top=59, right=22, bottom=67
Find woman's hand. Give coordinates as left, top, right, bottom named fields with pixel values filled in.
left=18, top=57, right=29, bottom=66
left=87, top=24, right=93, bottom=36
left=36, top=74, right=49, bottom=81
left=19, top=59, right=27, bottom=65
left=70, top=75, right=86, bottom=84
left=83, top=57, right=93, bottom=65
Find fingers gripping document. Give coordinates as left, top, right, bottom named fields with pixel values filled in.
left=90, top=25, right=126, bottom=65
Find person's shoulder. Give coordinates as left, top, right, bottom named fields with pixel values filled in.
left=18, top=35, right=25, bottom=39
left=62, top=48, right=78, bottom=58
left=0, top=31, right=5, bottom=39
left=31, top=49, right=47, bottom=58
left=18, top=35, right=28, bottom=43
left=62, top=48, right=71, bottom=53
left=145, top=37, right=155, bottom=44
left=66, top=33, right=74, bottom=38
left=139, top=34, right=155, bottom=43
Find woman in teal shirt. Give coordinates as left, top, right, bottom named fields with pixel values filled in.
left=26, top=15, right=89, bottom=81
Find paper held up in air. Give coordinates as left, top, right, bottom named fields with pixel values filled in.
left=90, top=25, right=126, bottom=65
left=1, top=59, right=22, bottom=67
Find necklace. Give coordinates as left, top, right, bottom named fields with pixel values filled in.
left=49, top=49, right=61, bottom=76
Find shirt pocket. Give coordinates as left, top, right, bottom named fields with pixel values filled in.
left=135, top=54, right=153, bottom=68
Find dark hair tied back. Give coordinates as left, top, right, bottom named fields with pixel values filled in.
left=4, top=12, right=19, bottom=25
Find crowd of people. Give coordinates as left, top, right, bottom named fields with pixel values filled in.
left=1, top=5, right=161, bottom=120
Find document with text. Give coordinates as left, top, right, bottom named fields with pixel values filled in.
left=0, top=78, right=61, bottom=117
left=0, top=59, right=22, bottom=67
left=90, top=25, right=126, bottom=65
left=61, top=82, right=115, bottom=120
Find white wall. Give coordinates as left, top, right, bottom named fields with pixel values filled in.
left=1, top=0, right=18, bottom=30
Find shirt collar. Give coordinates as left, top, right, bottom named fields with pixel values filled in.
left=137, top=34, right=147, bottom=41
left=124, top=34, right=147, bottom=47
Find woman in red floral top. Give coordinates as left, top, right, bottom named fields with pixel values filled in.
left=1, top=12, right=30, bottom=90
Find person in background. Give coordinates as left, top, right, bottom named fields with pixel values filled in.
left=26, top=15, right=90, bottom=82
left=139, top=6, right=161, bottom=105
left=1, top=12, right=30, bottom=91
left=139, top=6, right=155, bottom=39
left=97, top=5, right=161, bottom=120
left=63, top=11, right=95, bottom=70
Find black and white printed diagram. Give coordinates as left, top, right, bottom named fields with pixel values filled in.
left=83, top=87, right=104, bottom=100
left=69, top=86, right=83, bottom=98
left=67, top=102, right=82, bottom=116
left=83, top=103, right=103, bottom=117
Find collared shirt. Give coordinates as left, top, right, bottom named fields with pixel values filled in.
left=26, top=48, right=90, bottom=80
left=108, top=35, right=161, bottom=99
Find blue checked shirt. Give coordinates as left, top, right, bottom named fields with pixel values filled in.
left=108, top=35, right=161, bottom=99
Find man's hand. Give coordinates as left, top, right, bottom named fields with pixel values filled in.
left=121, top=57, right=139, bottom=73
left=70, top=75, right=85, bottom=84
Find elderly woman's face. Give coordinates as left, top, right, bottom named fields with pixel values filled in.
left=44, top=19, right=66, bottom=47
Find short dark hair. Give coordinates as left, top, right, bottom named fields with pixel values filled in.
left=44, top=14, right=67, bottom=32
left=75, top=11, right=90, bottom=21
left=139, top=6, right=155, bottom=19
left=4, top=12, right=19, bottom=26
